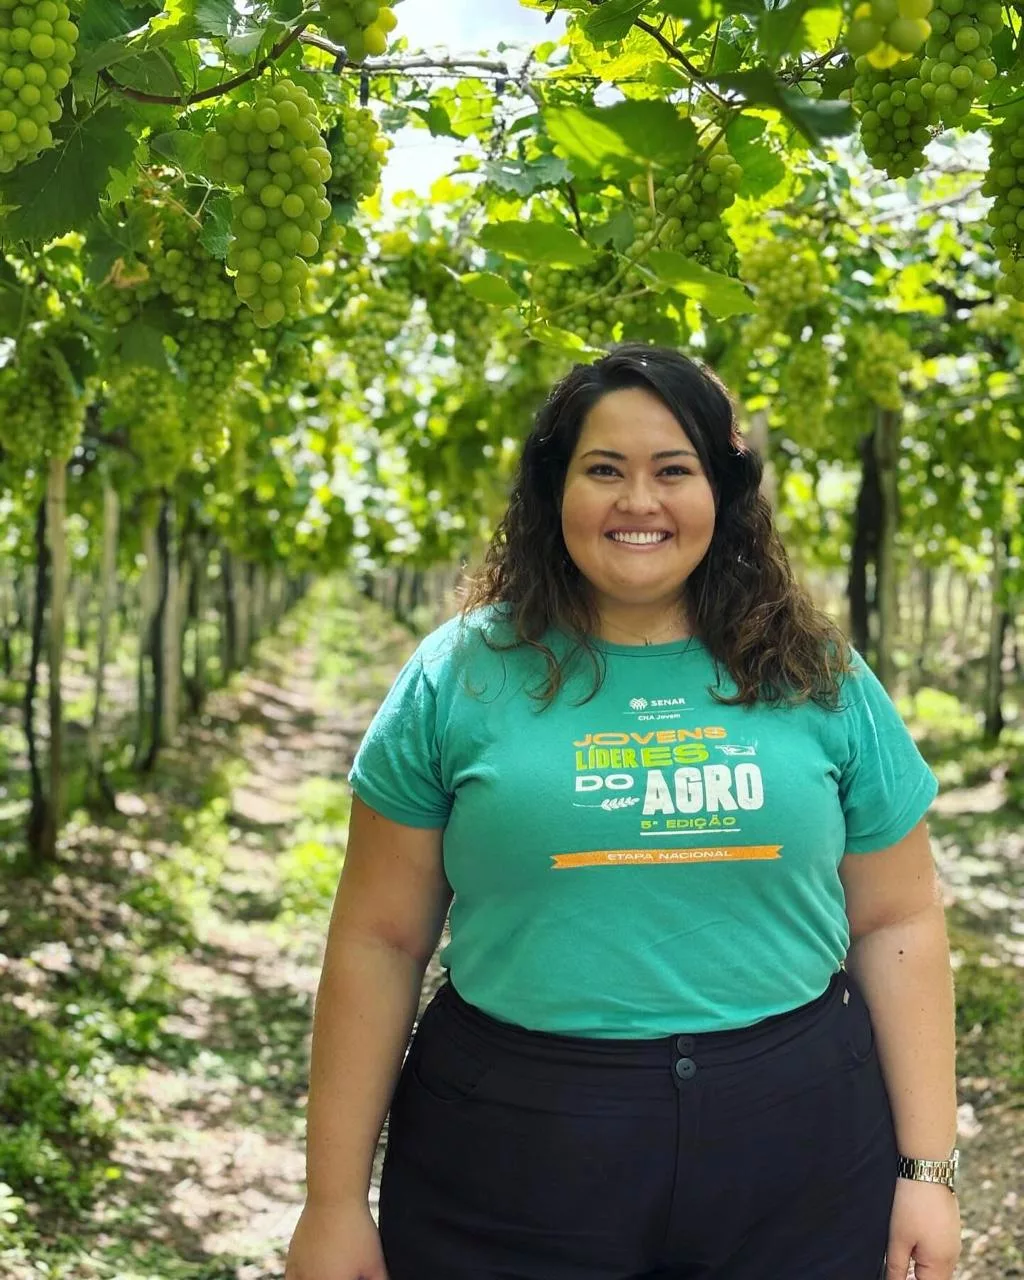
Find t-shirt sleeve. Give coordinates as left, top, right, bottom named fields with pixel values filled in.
left=347, top=647, right=453, bottom=829
left=838, top=654, right=938, bottom=854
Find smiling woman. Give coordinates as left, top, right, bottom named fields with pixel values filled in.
left=293, top=344, right=959, bottom=1280
left=461, top=343, right=853, bottom=708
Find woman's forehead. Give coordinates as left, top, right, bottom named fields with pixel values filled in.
left=575, top=389, right=697, bottom=452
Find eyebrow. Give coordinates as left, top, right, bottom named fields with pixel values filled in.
left=581, top=448, right=699, bottom=461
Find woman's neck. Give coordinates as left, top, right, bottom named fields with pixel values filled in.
left=596, top=606, right=691, bottom=647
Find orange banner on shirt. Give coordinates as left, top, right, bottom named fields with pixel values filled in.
left=551, top=846, right=783, bottom=869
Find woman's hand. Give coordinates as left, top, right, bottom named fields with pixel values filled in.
left=885, top=1179, right=962, bottom=1279
left=284, top=1199, right=390, bottom=1280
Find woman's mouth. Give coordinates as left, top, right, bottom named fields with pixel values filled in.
left=605, top=531, right=673, bottom=549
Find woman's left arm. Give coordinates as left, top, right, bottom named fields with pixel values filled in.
left=840, top=817, right=962, bottom=1280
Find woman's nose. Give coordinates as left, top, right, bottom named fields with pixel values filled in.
left=616, top=479, right=660, bottom=512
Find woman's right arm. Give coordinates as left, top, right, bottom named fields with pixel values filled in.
left=285, top=795, right=452, bottom=1279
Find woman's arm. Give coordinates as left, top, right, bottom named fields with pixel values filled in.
left=304, top=796, right=453, bottom=1206
left=839, top=818, right=961, bottom=1279
left=840, top=818, right=957, bottom=1158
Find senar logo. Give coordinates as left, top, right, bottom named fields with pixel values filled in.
left=629, top=697, right=648, bottom=711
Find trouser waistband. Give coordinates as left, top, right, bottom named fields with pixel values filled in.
left=430, top=969, right=847, bottom=1071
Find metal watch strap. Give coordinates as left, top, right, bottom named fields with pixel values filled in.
left=897, top=1149, right=959, bottom=1192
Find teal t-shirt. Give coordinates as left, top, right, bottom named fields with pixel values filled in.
left=348, top=607, right=937, bottom=1038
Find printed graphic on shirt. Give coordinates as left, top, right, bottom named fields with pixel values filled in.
left=565, top=707, right=781, bottom=869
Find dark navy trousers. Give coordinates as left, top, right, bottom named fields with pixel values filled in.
left=379, top=971, right=897, bottom=1279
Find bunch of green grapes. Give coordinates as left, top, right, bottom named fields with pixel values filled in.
left=919, top=0, right=1000, bottom=124
left=630, top=140, right=743, bottom=275
left=91, top=266, right=160, bottom=328
left=852, top=54, right=938, bottom=177
left=328, top=105, right=389, bottom=202
left=741, top=239, right=826, bottom=342
left=778, top=341, right=833, bottom=447
left=0, top=0, right=78, bottom=175
left=0, top=337, right=83, bottom=463
left=203, top=80, right=333, bottom=328
left=983, top=110, right=1024, bottom=300
left=102, top=366, right=196, bottom=485
left=150, top=205, right=242, bottom=321
left=334, top=279, right=410, bottom=369
left=969, top=299, right=1024, bottom=346
left=845, top=0, right=933, bottom=65
left=849, top=324, right=912, bottom=409
left=317, top=0, right=397, bottom=61
left=172, top=316, right=257, bottom=458
left=531, top=257, right=667, bottom=348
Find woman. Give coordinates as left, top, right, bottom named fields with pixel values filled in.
left=285, top=345, right=961, bottom=1280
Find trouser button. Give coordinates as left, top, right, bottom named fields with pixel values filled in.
left=674, top=1057, right=697, bottom=1081
left=676, top=1034, right=696, bottom=1054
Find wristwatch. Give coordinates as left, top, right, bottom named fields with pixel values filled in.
left=897, top=1148, right=960, bottom=1193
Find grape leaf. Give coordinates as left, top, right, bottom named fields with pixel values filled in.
left=644, top=252, right=754, bottom=319
left=480, top=220, right=595, bottom=267
left=118, top=321, right=170, bottom=371
left=584, top=0, right=648, bottom=43
left=150, top=128, right=207, bottom=175
left=459, top=273, right=521, bottom=308
left=712, top=68, right=855, bottom=144
left=0, top=107, right=138, bottom=244
left=481, top=154, right=572, bottom=196
left=199, top=195, right=233, bottom=260
left=543, top=102, right=698, bottom=177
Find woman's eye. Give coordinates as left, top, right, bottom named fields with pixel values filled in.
left=660, top=466, right=691, bottom=477
left=586, top=464, right=619, bottom=476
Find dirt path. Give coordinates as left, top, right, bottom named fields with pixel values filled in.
left=9, top=585, right=1017, bottom=1278
left=72, top=588, right=446, bottom=1277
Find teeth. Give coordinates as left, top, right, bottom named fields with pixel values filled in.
left=609, top=532, right=669, bottom=545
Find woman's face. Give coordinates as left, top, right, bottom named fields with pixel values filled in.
left=560, top=387, right=717, bottom=617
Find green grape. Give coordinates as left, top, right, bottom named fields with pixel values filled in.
left=920, top=0, right=1001, bottom=123
left=778, top=340, right=833, bottom=447
left=852, top=53, right=939, bottom=178
left=530, top=255, right=672, bottom=348
left=629, top=138, right=743, bottom=276
left=204, top=79, right=333, bottom=328
left=150, top=204, right=241, bottom=321
left=741, top=239, right=827, bottom=340
left=849, top=323, right=911, bottom=409
left=844, top=0, right=932, bottom=65
left=0, top=0, right=78, bottom=174
left=983, top=110, right=1024, bottom=301
left=328, top=104, right=389, bottom=202
left=0, top=333, right=84, bottom=463
left=316, top=0, right=397, bottom=61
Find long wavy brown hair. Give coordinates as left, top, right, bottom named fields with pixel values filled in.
left=460, top=343, right=852, bottom=708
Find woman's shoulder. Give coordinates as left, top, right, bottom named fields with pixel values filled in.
left=416, top=603, right=516, bottom=671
